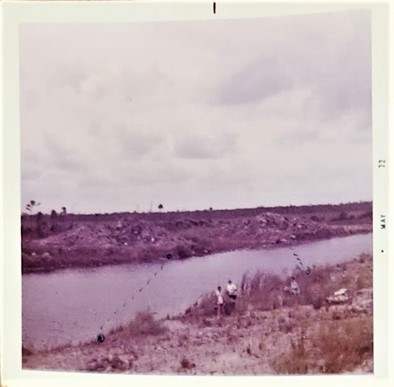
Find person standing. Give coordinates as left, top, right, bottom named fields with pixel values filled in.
left=215, top=286, right=224, bottom=319
left=290, top=276, right=300, bottom=295
left=226, top=280, right=238, bottom=300
left=226, top=280, right=238, bottom=315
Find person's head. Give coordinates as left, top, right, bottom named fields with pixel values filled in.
left=228, top=280, right=232, bottom=284
left=291, top=276, right=295, bottom=281
left=218, top=286, right=222, bottom=291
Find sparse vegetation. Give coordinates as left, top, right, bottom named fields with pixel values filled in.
left=242, top=272, right=283, bottom=311
left=272, top=330, right=309, bottom=374
left=23, top=253, right=373, bottom=375
left=311, top=296, right=324, bottom=310
left=185, top=253, right=372, bottom=320
left=124, top=310, right=167, bottom=336
left=313, top=318, right=373, bottom=373
left=176, top=245, right=192, bottom=259
left=21, top=202, right=372, bottom=273
left=271, top=317, right=372, bottom=374
left=180, top=357, right=195, bottom=370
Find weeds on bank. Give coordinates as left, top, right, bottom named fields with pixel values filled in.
left=314, top=318, right=373, bottom=373
left=182, top=253, right=372, bottom=320
left=271, top=317, right=373, bottom=374
left=181, top=292, right=248, bottom=324
left=272, top=329, right=309, bottom=374
left=112, top=310, right=167, bottom=337
left=130, top=310, right=167, bottom=335
left=240, top=266, right=336, bottom=311
left=180, top=356, right=195, bottom=370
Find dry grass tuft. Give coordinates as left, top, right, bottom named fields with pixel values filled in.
left=272, top=317, right=372, bottom=374
left=312, top=317, right=373, bottom=373
left=243, top=271, right=283, bottom=311
left=125, top=310, right=167, bottom=336
left=271, top=330, right=308, bottom=374
left=180, top=253, right=372, bottom=323
left=180, top=356, right=195, bottom=370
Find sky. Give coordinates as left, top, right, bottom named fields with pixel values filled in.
left=19, top=10, right=372, bottom=214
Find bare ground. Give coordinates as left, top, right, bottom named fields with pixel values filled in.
left=22, top=254, right=373, bottom=375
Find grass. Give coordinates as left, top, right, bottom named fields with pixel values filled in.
left=23, top=251, right=373, bottom=375
left=237, top=263, right=346, bottom=310
left=181, top=253, right=372, bottom=323
left=127, top=310, right=167, bottom=336
left=181, top=293, right=217, bottom=322
left=180, top=357, right=195, bottom=370
left=313, top=317, right=373, bottom=373
left=271, top=315, right=372, bottom=374
left=271, top=329, right=309, bottom=374
left=242, top=271, right=284, bottom=311
left=109, top=310, right=167, bottom=337
left=22, top=202, right=372, bottom=274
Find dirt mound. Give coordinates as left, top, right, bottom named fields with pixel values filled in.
left=21, top=207, right=372, bottom=273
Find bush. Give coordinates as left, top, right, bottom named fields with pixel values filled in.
left=177, top=245, right=192, bottom=259
left=180, top=357, right=195, bottom=369
left=178, top=293, right=217, bottom=322
left=272, top=317, right=373, bottom=374
left=126, top=310, right=167, bottom=336
left=312, top=296, right=324, bottom=310
left=244, top=272, right=283, bottom=311
left=271, top=332, right=308, bottom=374
left=338, top=211, right=348, bottom=221
left=312, top=318, right=373, bottom=373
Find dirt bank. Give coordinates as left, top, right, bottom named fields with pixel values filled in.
left=23, top=253, right=373, bottom=375
left=21, top=202, right=372, bottom=274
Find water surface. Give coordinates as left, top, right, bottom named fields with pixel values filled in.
left=22, top=233, right=372, bottom=349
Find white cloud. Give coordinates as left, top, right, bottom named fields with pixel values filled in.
left=20, top=10, right=372, bottom=213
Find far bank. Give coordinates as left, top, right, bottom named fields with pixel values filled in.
left=21, top=202, right=372, bottom=274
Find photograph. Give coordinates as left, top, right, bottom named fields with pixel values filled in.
left=19, top=8, right=374, bottom=376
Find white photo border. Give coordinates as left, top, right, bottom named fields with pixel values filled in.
left=1, top=1, right=391, bottom=386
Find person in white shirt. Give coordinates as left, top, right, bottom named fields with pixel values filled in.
left=290, top=277, right=300, bottom=295
left=215, top=286, right=224, bottom=318
left=226, top=280, right=238, bottom=300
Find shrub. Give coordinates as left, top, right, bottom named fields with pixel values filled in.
left=177, top=245, right=192, bottom=259
left=278, top=317, right=294, bottom=333
left=179, top=293, right=217, bottom=322
left=180, top=357, right=195, bottom=369
left=126, top=310, right=167, bottom=336
left=282, top=267, right=336, bottom=308
left=271, top=332, right=308, bottom=374
left=272, top=317, right=373, bottom=374
left=312, top=296, right=324, bottom=310
left=245, top=271, right=283, bottom=311
left=312, top=318, right=373, bottom=373
left=356, top=276, right=368, bottom=290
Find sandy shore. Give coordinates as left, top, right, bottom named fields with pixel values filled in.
left=23, top=253, right=373, bottom=375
